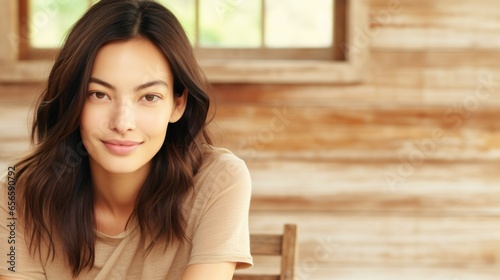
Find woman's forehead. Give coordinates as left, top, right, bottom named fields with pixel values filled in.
left=90, top=38, right=173, bottom=86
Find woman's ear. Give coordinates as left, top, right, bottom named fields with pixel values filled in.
left=169, top=89, right=188, bottom=123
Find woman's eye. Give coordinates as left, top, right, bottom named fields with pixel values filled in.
left=142, top=94, right=160, bottom=102
left=90, top=91, right=108, bottom=99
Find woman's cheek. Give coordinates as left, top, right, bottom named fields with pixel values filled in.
left=139, top=110, right=170, bottom=136
left=82, top=105, right=108, bottom=139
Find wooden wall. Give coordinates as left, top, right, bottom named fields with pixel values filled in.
left=215, top=0, right=500, bottom=279
left=1, top=0, right=500, bottom=279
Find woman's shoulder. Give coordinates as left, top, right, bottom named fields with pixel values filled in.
left=201, top=145, right=245, bottom=168
left=195, top=145, right=251, bottom=194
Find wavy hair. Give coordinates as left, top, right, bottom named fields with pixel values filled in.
left=14, top=0, right=212, bottom=276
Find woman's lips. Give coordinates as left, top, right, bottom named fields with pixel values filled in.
left=102, top=140, right=142, bottom=155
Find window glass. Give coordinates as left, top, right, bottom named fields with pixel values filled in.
left=199, top=0, right=261, bottom=47
left=265, top=0, right=333, bottom=48
left=158, top=0, right=196, bottom=43
left=30, top=0, right=87, bottom=48
left=27, top=0, right=335, bottom=53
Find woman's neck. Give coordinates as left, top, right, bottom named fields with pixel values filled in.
left=90, top=159, right=150, bottom=218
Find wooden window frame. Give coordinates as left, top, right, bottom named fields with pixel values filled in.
left=191, top=0, right=346, bottom=62
left=0, top=0, right=369, bottom=84
left=19, top=0, right=346, bottom=61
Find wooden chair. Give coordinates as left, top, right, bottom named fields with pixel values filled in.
left=234, top=224, right=298, bottom=280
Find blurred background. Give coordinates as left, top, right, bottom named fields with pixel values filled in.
left=1, top=0, right=500, bottom=279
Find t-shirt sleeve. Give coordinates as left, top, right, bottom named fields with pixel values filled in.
left=188, top=155, right=253, bottom=269
left=0, top=171, right=46, bottom=279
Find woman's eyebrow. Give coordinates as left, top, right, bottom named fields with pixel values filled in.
left=89, top=77, right=169, bottom=91
left=136, top=80, right=169, bottom=91
left=89, top=77, right=115, bottom=90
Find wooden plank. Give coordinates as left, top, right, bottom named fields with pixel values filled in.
left=369, top=67, right=500, bottom=91
left=233, top=275, right=279, bottom=280
left=248, top=212, right=500, bottom=279
left=0, top=0, right=19, bottom=61
left=251, top=213, right=500, bottom=267
left=367, top=0, right=500, bottom=50
left=213, top=105, right=500, bottom=160
left=286, top=266, right=500, bottom=280
left=235, top=225, right=297, bottom=280
left=245, top=159, right=500, bottom=214
left=250, top=234, right=282, bottom=255
left=246, top=159, right=500, bottom=195
left=281, top=224, right=298, bottom=280
left=212, top=77, right=500, bottom=105
left=371, top=50, right=500, bottom=68
left=0, top=61, right=53, bottom=83
left=0, top=103, right=32, bottom=170
left=0, top=83, right=44, bottom=101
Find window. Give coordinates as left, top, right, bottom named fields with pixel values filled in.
left=19, top=0, right=346, bottom=61
left=18, top=0, right=97, bottom=59
left=5, top=0, right=367, bottom=83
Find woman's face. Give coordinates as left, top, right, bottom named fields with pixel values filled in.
left=80, top=38, right=186, bottom=174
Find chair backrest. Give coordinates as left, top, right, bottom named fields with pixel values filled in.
left=233, top=224, right=298, bottom=280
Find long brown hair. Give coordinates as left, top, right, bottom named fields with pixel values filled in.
left=14, top=0, right=212, bottom=276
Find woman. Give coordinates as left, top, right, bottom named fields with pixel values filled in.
left=0, top=0, right=252, bottom=279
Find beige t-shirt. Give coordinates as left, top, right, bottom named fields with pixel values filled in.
left=0, top=147, right=253, bottom=279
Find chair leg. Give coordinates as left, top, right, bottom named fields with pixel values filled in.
left=280, top=224, right=298, bottom=280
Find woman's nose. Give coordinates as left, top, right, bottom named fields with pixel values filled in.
left=108, top=101, right=136, bottom=134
